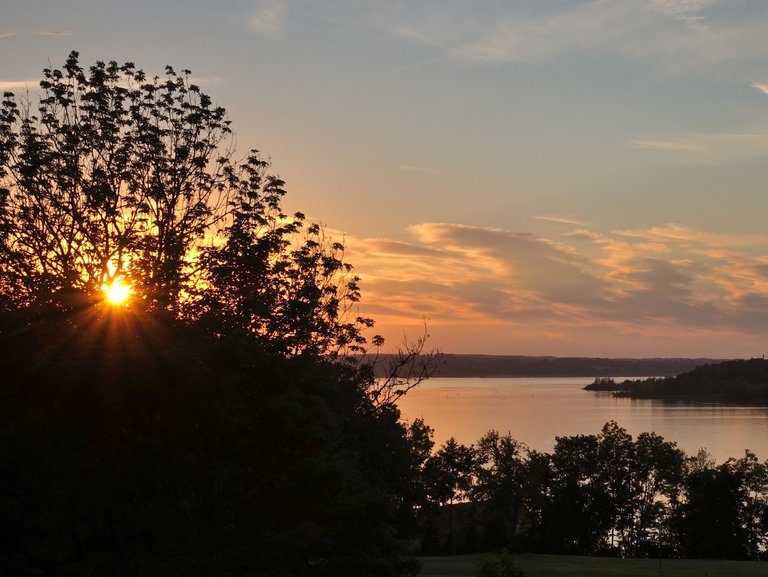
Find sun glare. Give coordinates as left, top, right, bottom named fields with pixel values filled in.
left=104, top=280, right=131, bottom=305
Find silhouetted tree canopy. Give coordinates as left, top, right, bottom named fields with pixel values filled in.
left=0, top=52, right=428, bottom=577
left=413, top=423, right=768, bottom=561
left=0, top=51, right=376, bottom=359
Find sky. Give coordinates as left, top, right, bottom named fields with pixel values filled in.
left=4, top=0, right=768, bottom=357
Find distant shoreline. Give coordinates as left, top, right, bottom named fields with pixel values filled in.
left=368, top=353, right=724, bottom=379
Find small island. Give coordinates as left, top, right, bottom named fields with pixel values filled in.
left=584, top=358, right=768, bottom=402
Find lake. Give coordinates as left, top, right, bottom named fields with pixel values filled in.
left=396, top=377, right=768, bottom=464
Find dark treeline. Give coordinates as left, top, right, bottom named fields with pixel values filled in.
left=0, top=53, right=433, bottom=577
left=585, top=358, right=768, bottom=401
left=412, top=422, right=768, bottom=561
left=368, top=354, right=721, bottom=378
left=0, top=305, right=433, bottom=577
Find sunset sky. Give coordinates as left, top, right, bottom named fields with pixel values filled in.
left=5, top=1, right=768, bottom=357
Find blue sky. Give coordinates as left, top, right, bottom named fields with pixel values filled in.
left=5, top=1, right=768, bottom=356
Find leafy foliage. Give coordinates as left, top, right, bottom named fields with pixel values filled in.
left=0, top=308, right=428, bottom=576
left=0, top=51, right=375, bottom=358
left=0, top=53, right=429, bottom=577
left=413, top=423, right=767, bottom=561
left=0, top=53, right=230, bottom=309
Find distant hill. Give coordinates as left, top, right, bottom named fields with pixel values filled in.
left=584, top=358, right=768, bottom=402
left=367, top=354, right=721, bottom=378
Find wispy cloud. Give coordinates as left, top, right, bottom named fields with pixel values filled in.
left=751, top=81, right=768, bottom=95
left=189, top=76, right=222, bottom=87
left=631, top=138, right=708, bottom=154
left=0, top=80, right=39, bottom=91
left=346, top=219, right=768, bottom=356
left=377, top=0, right=768, bottom=76
left=631, top=132, right=768, bottom=162
left=0, top=32, right=16, bottom=39
left=614, top=223, right=768, bottom=248
left=650, top=0, right=717, bottom=30
left=453, top=2, right=640, bottom=63
left=36, top=30, right=73, bottom=37
left=535, top=215, right=589, bottom=226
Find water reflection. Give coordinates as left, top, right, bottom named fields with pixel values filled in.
left=396, top=377, right=768, bottom=463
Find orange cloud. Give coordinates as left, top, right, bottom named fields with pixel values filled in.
left=341, top=221, right=768, bottom=357
left=535, top=214, right=590, bottom=226
left=0, top=80, right=39, bottom=91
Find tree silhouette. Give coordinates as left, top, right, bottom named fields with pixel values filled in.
left=596, top=421, right=635, bottom=552
left=1, top=53, right=230, bottom=309
left=0, top=53, right=426, bottom=577
left=0, top=51, right=383, bottom=359
left=541, top=434, right=609, bottom=554
left=473, top=431, right=528, bottom=550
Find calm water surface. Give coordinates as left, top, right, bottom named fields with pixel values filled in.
left=396, top=377, right=768, bottom=463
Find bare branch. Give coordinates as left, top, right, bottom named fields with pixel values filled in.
left=361, top=320, right=443, bottom=407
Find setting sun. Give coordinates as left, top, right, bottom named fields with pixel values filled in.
left=103, top=280, right=131, bottom=305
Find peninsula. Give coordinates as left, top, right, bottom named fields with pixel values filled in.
left=584, top=358, right=768, bottom=402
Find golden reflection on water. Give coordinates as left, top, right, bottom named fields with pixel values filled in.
left=396, top=378, right=768, bottom=463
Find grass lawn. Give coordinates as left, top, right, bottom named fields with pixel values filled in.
left=416, top=552, right=767, bottom=577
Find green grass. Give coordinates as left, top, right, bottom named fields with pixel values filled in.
left=416, top=552, right=767, bottom=577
